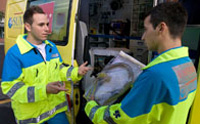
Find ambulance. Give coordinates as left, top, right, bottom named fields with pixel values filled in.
left=4, top=0, right=200, bottom=123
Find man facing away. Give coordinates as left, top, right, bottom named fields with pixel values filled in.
left=1, top=6, right=91, bottom=124
left=84, top=2, right=197, bottom=124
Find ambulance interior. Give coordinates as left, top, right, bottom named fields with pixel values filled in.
left=77, top=0, right=152, bottom=78
left=75, top=0, right=200, bottom=123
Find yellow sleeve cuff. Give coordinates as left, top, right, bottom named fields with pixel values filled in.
left=85, top=100, right=99, bottom=116
left=71, top=67, right=83, bottom=82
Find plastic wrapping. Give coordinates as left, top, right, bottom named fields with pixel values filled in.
left=84, top=51, right=145, bottom=105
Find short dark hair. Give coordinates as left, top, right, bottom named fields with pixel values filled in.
left=23, top=6, right=45, bottom=25
left=146, top=2, right=188, bottom=38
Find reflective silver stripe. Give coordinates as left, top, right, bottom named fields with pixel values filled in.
left=89, top=105, right=100, bottom=120
left=6, top=82, right=25, bottom=98
left=19, top=101, right=68, bottom=124
left=104, top=106, right=117, bottom=124
left=60, top=64, right=65, bottom=70
left=67, top=66, right=74, bottom=77
left=27, top=87, right=35, bottom=103
left=172, top=62, right=197, bottom=100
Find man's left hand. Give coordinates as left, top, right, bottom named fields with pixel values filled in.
left=78, top=61, right=92, bottom=76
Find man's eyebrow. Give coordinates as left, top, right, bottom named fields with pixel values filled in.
left=37, top=22, right=48, bottom=25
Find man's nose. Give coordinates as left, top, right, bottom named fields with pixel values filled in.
left=141, top=32, right=146, bottom=40
left=44, top=25, right=49, bottom=31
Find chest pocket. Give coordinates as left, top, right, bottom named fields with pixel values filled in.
left=23, top=63, right=46, bottom=85
left=48, top=58, right=61, bottom=82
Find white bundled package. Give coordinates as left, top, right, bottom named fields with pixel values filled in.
left=84, top=51, right=145, bottom=105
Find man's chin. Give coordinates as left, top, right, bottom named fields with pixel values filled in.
left=41, top=38, right=47, bottom=41
left=147, top=48, right=156, bottom=52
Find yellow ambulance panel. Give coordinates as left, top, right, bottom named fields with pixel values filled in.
left=4, top=0, right=26, bottom=53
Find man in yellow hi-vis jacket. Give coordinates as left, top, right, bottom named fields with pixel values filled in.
left=85, top=2, right=197, bottom=124
left=1, top=6, right=91, bottom=124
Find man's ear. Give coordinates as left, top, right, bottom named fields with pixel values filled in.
left=24, top=22, right=31, bottom=32
left=157, top=22, right=166, bottom=32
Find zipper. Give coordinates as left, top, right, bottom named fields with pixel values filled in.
left=34, top=48, right=46, bottom=64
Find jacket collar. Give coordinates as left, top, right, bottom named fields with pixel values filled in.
left=143, top=47, right=189, bottom=70
left=16, top=34, right=53, bottom=54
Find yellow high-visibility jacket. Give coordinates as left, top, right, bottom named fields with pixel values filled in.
left=1, top=34, right=82, bottom=124
left=85, top=47, right=197, bottom=124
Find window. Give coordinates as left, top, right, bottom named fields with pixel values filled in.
left=182, top=26, right=200, bottom=68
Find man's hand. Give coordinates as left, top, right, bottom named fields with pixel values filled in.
left=46, top=81, right=67, bottom=94
left=78, top=61, right=92, bottom=76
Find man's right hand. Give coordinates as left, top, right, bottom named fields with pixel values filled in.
left=46, top=81, right=67, bottom=94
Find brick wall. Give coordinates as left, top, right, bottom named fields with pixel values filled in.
left=0, top=44, right=4, bottom=79
left=0, top=0, right=7, bottom=12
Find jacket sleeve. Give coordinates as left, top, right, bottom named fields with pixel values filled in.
left=48, top=43, right=82, bottom=82
left=1, top=50, right=47, bottom=103
left=85, top=70, right=164, bottom=124
left=58, top=59, right=82, bottom=82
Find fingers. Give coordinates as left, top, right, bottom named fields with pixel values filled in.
left=78, top=68, right=89, bottom=76
left=57, top=81, right=63, bottom=87
left=78, top=61, right=93, bottom=76
left=81, top=61, right=88, bottom=66
left=52, top=84, right=67, bottom=91
left=46, top=81, right=68, bottom=94
left=58, top=82, right=67, bottom=91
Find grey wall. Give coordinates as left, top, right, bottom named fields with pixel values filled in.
left=79, top=0, right=90, bottom=29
